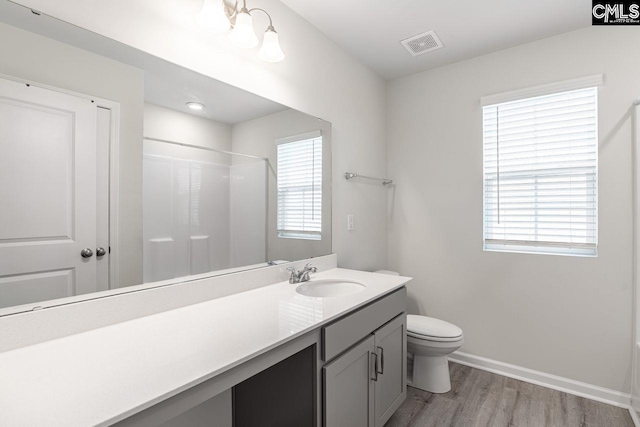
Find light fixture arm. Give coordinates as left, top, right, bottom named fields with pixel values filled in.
left=222, top=0, right=239, bottom=23
left=237, top=0, right=250, bottom=14
left=248, top=7, right=275, bottom=30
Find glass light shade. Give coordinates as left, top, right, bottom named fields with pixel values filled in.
left=228, top=12, right=259, bottom=48
left=197, top=0, right=230, bottom=33
left=258, top=29, right=285, bottom=62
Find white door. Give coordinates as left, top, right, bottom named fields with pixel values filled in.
left=0, top=77, right=99, bottom=309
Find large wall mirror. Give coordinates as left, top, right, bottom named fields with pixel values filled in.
left=0, top=1, right=332, bottom=316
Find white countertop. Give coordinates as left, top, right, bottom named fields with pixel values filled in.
left=0, top=268, right=410, bottom=426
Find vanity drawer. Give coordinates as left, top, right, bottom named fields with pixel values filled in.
left=322, top=287, right=406, bottom=361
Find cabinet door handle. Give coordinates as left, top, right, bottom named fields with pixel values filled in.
left=371, top=352, right=378, bottom=381
left=377, top=346, right=384, bottom=375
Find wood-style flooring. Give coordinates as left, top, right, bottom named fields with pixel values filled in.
left=385, top=362, right=634, bottom=427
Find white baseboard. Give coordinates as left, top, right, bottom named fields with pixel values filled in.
left=630, top=407, right=640, bottom=427
left=449, top=351, right=631, bottom=409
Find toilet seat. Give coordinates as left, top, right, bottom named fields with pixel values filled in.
left=408, top=332, right=464, bottom=343
left=407, top=315, right=463, bottom=342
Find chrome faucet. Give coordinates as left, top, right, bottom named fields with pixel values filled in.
left=286, top=262, right=317, bottom=284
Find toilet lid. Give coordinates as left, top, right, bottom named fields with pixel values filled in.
left=407, top=315, right=463, bottom=339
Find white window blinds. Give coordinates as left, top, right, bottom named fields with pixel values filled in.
left=483, top=87, right=598, bottom=256
left=277, top=134, right=322, bottom=240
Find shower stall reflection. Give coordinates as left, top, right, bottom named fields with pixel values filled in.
left=143, top=138, right=267, bottom=283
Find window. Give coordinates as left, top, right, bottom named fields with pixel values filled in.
left=483, top=86, right=598, bottom=256
left=277, top=132, right=322, bottom=240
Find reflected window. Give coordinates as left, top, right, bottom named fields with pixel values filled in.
left=277, top=132, right=322, bottom=240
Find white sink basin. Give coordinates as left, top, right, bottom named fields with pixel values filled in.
left=295, top=279, right=366, bottom=298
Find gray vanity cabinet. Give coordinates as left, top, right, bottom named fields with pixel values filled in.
left=323, top=336, right=377, bottom=427
left=323, top=315, right=406, bottom=427
left=322, top=288, right=407, bottom=427
left=373, top=314, right=407, bottom=427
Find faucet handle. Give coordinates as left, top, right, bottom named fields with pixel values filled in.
left=286, top=266, right=299, bottom=284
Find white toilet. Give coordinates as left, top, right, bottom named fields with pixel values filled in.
left=407, top=315, right=464, bottom=393
left=373, top=270, right=463, bottom=393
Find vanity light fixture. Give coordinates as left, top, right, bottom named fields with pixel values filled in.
left=186, top=102, right=205, bottom=111
left=197, top=0, right=285, bottom=62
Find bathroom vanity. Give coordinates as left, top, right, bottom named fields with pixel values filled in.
left=0, top=266, right=410, bottom=427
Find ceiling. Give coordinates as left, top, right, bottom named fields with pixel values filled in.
left=280, top=0, right=592, bottom=80
left=0, top=0, right=288, bottom=124
left=142, top=66, right=289, bottom=125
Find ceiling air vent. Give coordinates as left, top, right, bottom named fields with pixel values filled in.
left=401, top=30, right=443, bottom=57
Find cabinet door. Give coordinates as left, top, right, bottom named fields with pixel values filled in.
left=323, top=336, right=376, bottom=427
left=373, top=314, right=407, bottom=427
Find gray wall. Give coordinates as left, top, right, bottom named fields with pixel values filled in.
left=143, top=103, right=232, bottom=165
left=388, top=26, right=639, bottom=392
left=144, top=103, right=232, bottom=155
left=0, top=22, right=145, bottom=288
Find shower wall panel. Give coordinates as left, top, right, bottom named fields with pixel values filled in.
left=143, top=155, right=232, bottom=282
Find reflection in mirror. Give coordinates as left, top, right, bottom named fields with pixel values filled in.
left=141, top=101, right=332, bottom=283
left=0, top=1, right=331, bottom=315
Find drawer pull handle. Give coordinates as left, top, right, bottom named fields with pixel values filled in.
left=377, top=346, right=384, bottom=374
left=371, top=353, right=378, bottom=381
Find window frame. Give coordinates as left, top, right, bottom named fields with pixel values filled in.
left=481, top=77, right=601, bottom=257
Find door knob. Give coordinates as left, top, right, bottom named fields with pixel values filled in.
left=81, top=248, right=94, bottom=258
left=96, top=247, right=106, bottom=257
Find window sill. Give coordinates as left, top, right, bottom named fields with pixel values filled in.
left=278, top=232, right=321, bottom=241
left=483, top=243, right=597, bottom=258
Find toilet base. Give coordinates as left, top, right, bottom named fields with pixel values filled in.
left=412, top=355, right=451, bottom=393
